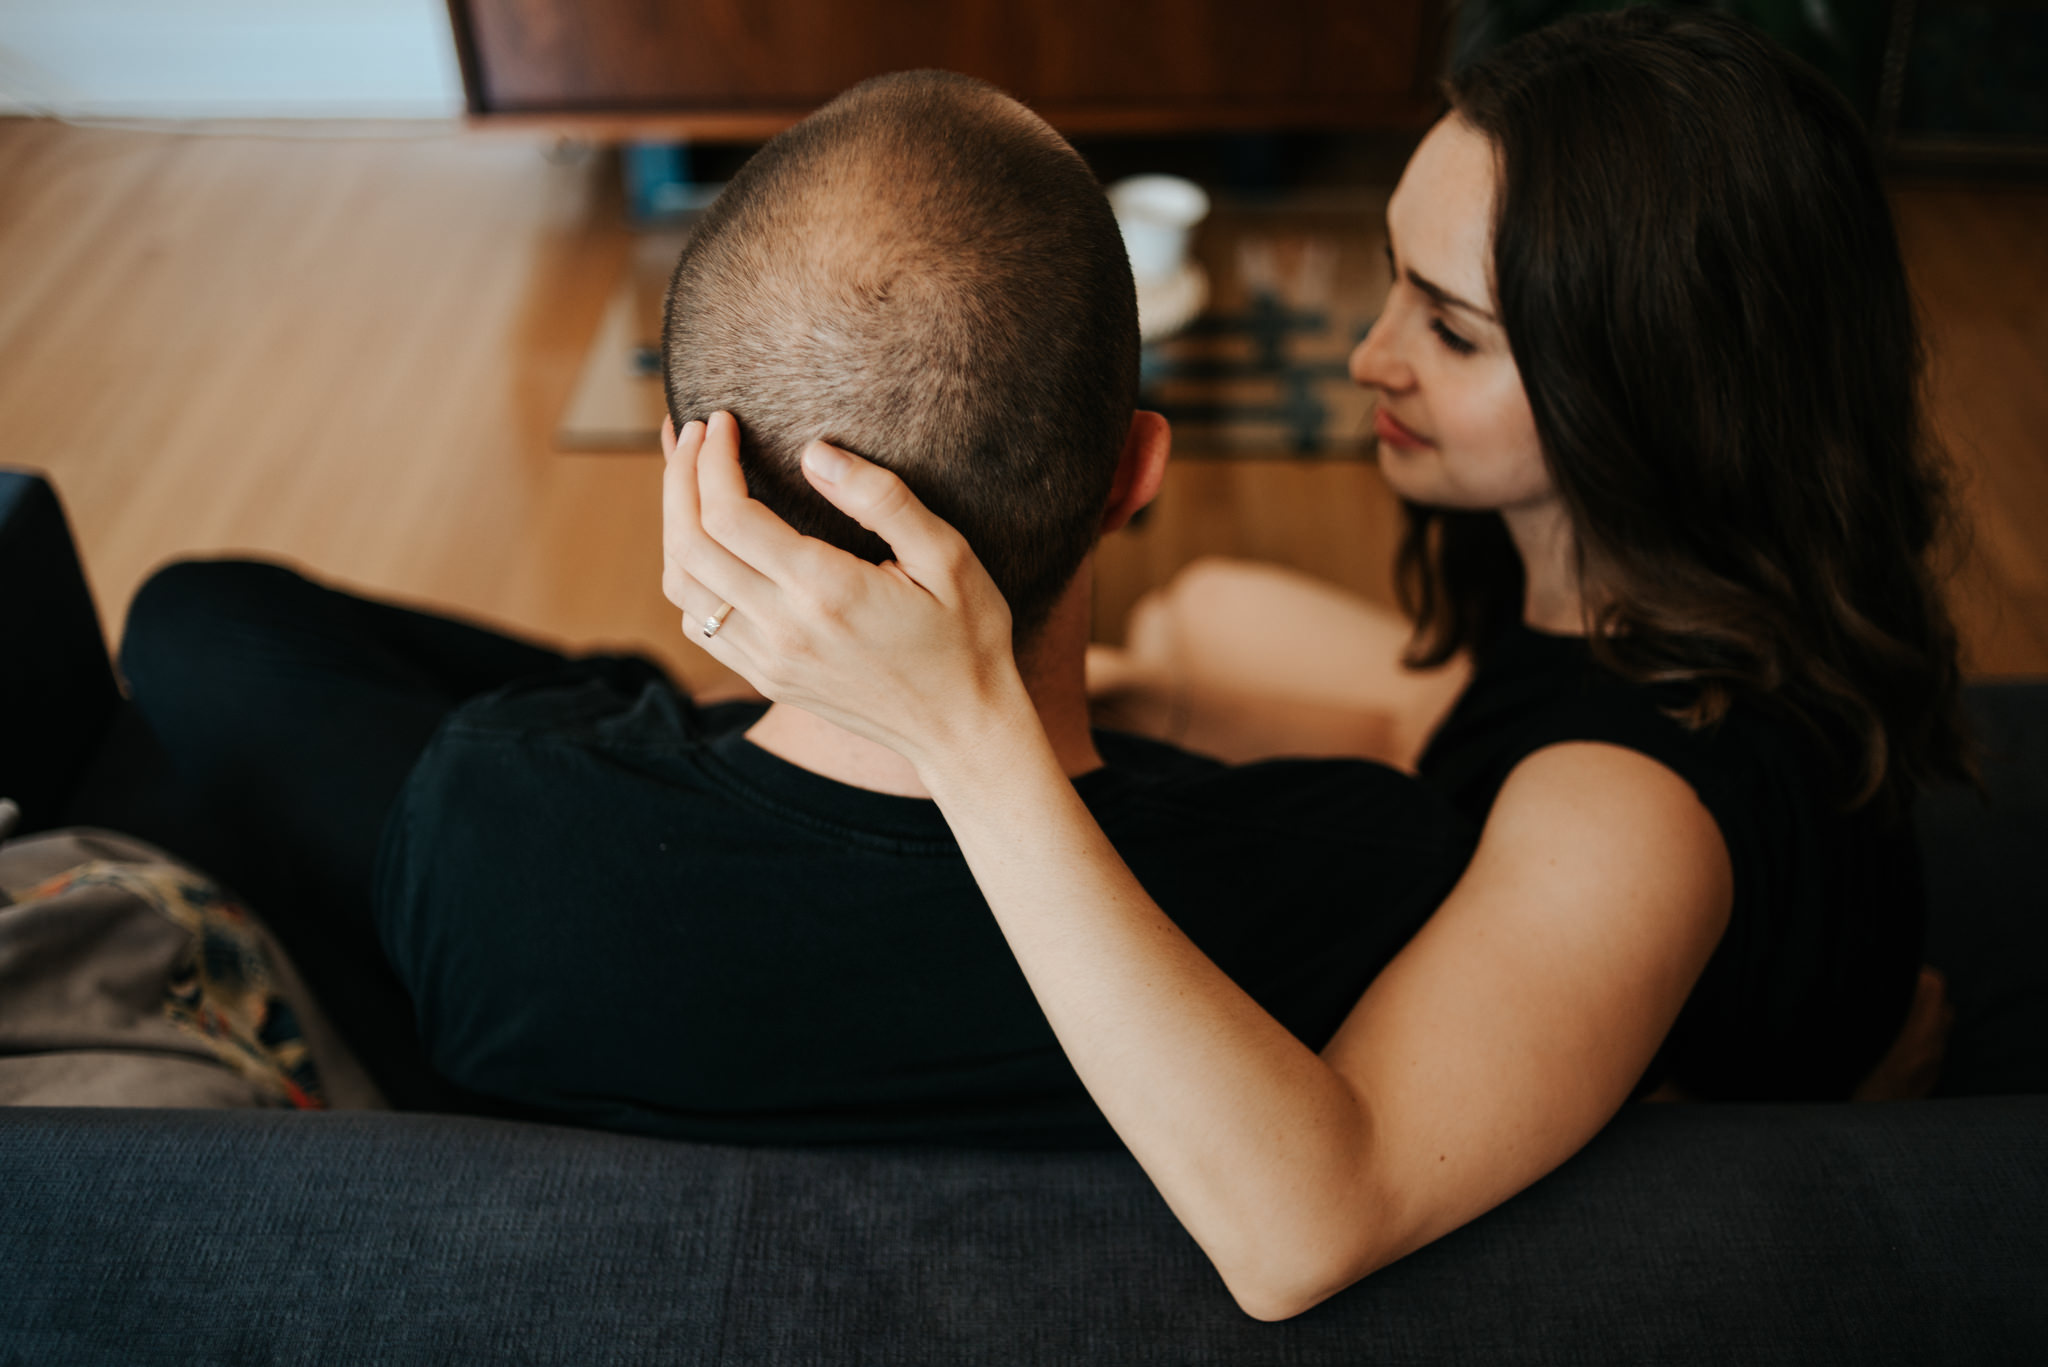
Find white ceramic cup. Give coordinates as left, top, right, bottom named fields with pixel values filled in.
left=1108, top=175, right=1211, bottom=285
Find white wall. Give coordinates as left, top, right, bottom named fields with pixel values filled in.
left=0, top=0, right=464, bottom=118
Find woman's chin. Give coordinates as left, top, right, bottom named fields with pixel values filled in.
left=1374, top=447, right=1553, bottom=517
left=1372, top=440, right=1449, bottom=503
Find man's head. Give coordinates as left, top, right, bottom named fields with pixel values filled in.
left=661, top=71, right=1140, bottom=643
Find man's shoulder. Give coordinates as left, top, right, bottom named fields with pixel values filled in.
left=1089, top=728, right=1472, bottom=852
left=384, top=658, right=767, bottom=878
left=431, top=655, right=747, bottom=744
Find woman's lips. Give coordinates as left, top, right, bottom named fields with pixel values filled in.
left=1374, top=408, right=1432, bottom=449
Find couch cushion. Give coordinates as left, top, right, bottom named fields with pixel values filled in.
left=1, top=1100, right=2043, bottom=1365
left=1919, top=681, right=2048, bottom=1096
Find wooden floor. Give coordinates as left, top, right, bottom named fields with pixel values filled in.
left=1893, top=184, right=2048, bottom=674
left=2, top=118, right=2043, bottom=695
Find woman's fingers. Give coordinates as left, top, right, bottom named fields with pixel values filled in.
left=690, top=414, right=858, bottom=590
left=799, top=440, right=980, bottom=598
left=660, top=416, right=706, bottom=608
left=662, top=411, right=777, bottom=619
left=694, top=409, right=749, bottom=506
left=684, top=419, right=988, bottom=620
left=665, top=412, right=1015, bottom=733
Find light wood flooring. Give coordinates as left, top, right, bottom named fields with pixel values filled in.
left=2, top=118, right=2043, bottom=695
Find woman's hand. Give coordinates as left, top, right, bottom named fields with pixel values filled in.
left=1854, top=966, right=1954, bottom=1101
left=660, top=412, right=1033, bottom=770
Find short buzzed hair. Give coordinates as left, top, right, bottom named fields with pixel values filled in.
left=661, top=71, right=1139, bottom=641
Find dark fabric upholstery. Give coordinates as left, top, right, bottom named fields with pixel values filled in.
left=1921, top=681, right=2048, bottom=1096
left=59, top=700, right=241, bottom=877
left=0, top=470, right=121, bottom=832
left=105, top=558, right=570, bottom=1113
left=2, top=1101, right=2044, bottom=1365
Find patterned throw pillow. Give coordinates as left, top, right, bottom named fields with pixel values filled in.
left=0, top=827, right=384, bottom=1110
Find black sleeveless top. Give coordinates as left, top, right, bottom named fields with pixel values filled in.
left=1417, top=623, right=1922, bottom=1101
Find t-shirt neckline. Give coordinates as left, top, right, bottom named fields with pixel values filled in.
left=696, top=714, right=1139, bottom=845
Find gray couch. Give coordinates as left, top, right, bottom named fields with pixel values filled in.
left=4, top=468, right=2045, bottom=1365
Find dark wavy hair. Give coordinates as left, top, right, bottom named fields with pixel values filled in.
left=1397, top=6, right=1970, bottom=810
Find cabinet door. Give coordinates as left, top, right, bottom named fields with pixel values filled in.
left=457, top=0, right=1439, bottom=130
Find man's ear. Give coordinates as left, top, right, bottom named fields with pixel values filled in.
left=1100, top=410, right=1171, bottom=534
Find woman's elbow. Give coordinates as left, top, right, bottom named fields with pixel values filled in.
left=1229, top=1282, right=1329, bottom=1324
left=1219, top=1243, right=1389, bottom=1322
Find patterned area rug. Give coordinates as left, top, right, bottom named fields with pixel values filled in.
left=556, top=231, right=689, bottom=451
left=555, top=189, right=1392, bottom=460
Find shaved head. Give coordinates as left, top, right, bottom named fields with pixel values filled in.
left=661, top=71, right=1139, bottom=640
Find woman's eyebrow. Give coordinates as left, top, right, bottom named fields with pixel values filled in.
left=1384, top=242, right=1498, bottom=324
left=1408, top=269, right=1498, bottom=324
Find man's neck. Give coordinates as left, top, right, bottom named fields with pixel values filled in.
left=741, top=565, right=1103, bottom=798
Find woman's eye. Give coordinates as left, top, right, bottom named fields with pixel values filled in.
left=1430, top=318, right=1477, bottom=355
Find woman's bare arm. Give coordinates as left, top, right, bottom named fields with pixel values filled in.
left=918, top=726, right=1729, bottom=1316
left=663, top=417, right=1732, bottom=1318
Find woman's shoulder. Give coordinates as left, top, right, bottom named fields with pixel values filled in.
left=1418, top=622, right=1826, bottom=823
left=1420, top=623, right=1923, bottom=1100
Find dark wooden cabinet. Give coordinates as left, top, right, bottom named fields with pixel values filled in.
left=450, top=0, right=1445, bottom=138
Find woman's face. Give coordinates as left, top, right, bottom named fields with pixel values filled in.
left=1351, top=117, right=1551, bottom=514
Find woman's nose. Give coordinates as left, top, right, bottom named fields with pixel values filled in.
left=1349, top=307, right=1409, bottom=392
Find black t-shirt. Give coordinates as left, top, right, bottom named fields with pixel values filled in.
left=375, top=658, right=1473, bottom=1146
left=1418, top=624, right=1922, bottom=1101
